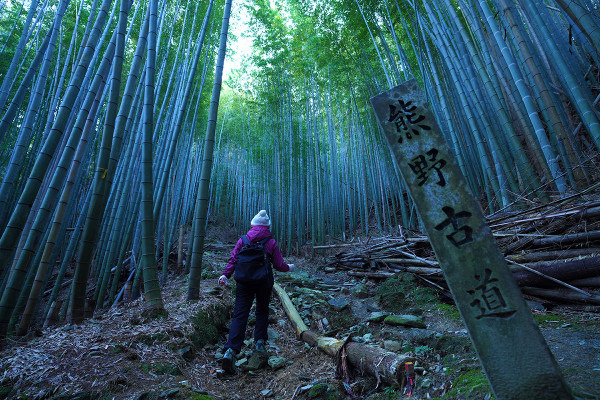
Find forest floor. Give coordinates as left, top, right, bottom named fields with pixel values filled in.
left=1, top=241, right=600, bottom=400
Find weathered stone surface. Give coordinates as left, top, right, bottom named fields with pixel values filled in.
left=367, top=311, right=389, bottom=322
left=406, top=306, right=424, bottom=316
left=245, top=352, right=267, bottom=370
left=328, top=298, right=350, bottom=311
left=267, top=327, right=279, bottom=341
left=296, top=287, right=324, bottom=296
left=370, top=79, right=571, bottom=399
left=353, top=334, right=373, bottom=344
left=384, top=340, right=402, bottom=352
left=176, top=345, right=194, bottom=362
left=235, top=357, right=247, bottom=367
left=383, top=314, right=426, bottom=329
left=307, top=383, right=343, bottom=400
left=352, top=283, right=369, bottom=299
left=403, top=328, right=438, bottom=343
left=268, top=356, right=287, bottom=370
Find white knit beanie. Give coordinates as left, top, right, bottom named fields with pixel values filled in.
left=251, top=210, right=271, bottom=226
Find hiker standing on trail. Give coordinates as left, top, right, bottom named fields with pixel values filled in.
left=218, top=210, right=295, bottom=373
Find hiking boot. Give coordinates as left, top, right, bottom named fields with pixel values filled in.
left=255, top=339, right=266, bottom=353
left=221, top=348, right=235, bottom=374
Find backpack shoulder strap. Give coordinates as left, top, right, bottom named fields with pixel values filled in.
left=259, top=236, right=272, bottom=246
left=241, top=235, right=250, bottom=246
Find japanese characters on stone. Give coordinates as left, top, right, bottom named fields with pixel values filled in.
left=386, top=95, right=516, bottom=321
left=467, top=269, right=517, bottom=319
left=387, top=100, right=431, bottom=144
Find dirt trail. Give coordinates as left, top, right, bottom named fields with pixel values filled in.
left=0, top=259, right=599, bottom=400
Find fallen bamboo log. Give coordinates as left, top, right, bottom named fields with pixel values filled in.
left=489, top=203, right=600, bottom=231
left=273, top=282, right=414, bottom=386
left=512, top=256, right=600, bottom=287
left=507, top=260, right=592, bottom=297
left=337, top=261, right=368, bottom=269
left=376, top=258, right=438, bottom=267
left=348, top=271, right=395, bottom=279
left=521, top=287, right=600, bottom=305
left=568, top=276, right=600, bottom=287
left=507, top=248, right=600, bottom=263
left=531, top=230, right=600, bottom=246
left=388, top=265, right=443, bottom=275
left=314, top=243, right=362, bottom=249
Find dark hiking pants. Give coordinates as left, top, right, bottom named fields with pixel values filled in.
left=224, top=280, right=273, bottom=352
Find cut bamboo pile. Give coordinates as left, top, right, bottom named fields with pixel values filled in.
left=323, top=199, right=600, bottom=308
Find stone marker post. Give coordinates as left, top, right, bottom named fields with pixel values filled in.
left=371, top=79, right=572, bottom=399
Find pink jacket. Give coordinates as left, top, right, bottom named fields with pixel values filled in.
left=222, top=225, right=291, bottom=278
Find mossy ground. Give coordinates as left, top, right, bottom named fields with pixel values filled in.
left=187, top=394, right=216, bottom=400
left=437, top=303, right=462, bottom=322
left=324, top=308, right=356, bottom=330
left=190, top=314, right=218, bottom=347
left=377, top=273, right=438, bottom=313
left=443, top=368, right=492, bottom=399
left=136, top=332, right=170, bottom=346
left=140, top=362, right=182, bottom=376
left=307, top=383, right=343, bottom=400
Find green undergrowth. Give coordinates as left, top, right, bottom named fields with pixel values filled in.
left=186, top=394, right=216, bottom=400
left=377, top=273, right=438, bottom=313
left=136, top=332, right=170, bottom=346
left=437, top=303, right=462, bottom=322
left=325, top=308, right=356, bottom=330
left=0, top=384, right=14, bottom=399
left=533, top=313, right=566, bottom=326
left=307, top=383, right=342, bottom=400
left=189, top=302, right=230, bottom=349
left=443, top=368, right=493, bottom=399
left=140, top=362, right=182, bottom=376
left=435, top=335, right=473, bottom=356
left=201, top=269, right=219, bottom=280
left=190, top=310, right=219, bottom=348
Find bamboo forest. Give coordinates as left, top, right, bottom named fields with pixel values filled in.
left=0, top=0, right=600, bottom=398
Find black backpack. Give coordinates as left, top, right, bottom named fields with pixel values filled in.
left=233, top=235, right=273, bottom=284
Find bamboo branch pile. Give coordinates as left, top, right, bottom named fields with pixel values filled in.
left=323, top=198, right=600, bottom=308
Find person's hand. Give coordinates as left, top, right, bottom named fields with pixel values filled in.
left=288, top=264, right=295, bottom=272
left=218, top=275, right=229, bottom=286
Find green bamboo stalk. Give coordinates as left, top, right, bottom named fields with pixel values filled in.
left=0, top=0, right=114, bottom=280
left=187, top=0, right=232, bottom=300
left=139, top=0, right=165, bottom=312
left=477, top=0, right=568, bottom=192
left=69, top=0, right=132, bottom=322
